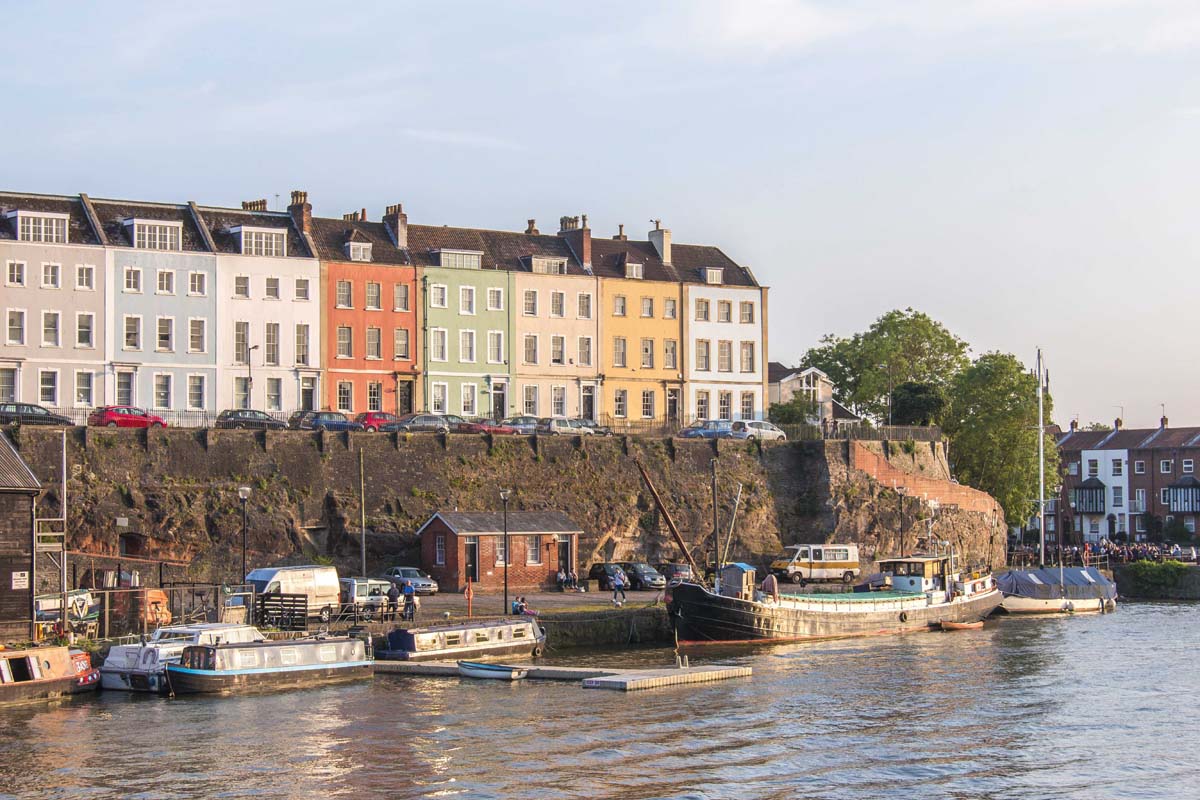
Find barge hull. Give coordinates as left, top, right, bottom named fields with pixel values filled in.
left=0, top=676, right=97, bottom=707
left=165, top=663, right=373, bottom=695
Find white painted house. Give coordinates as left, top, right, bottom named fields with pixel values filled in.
left=681, top=266, right=766, bottom=421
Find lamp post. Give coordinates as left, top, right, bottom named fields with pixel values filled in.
left=500, top=488, right=511, bottom=614
left=237, top=485, right=252, bottom=581
left=245, top=344, right=260, bottom=408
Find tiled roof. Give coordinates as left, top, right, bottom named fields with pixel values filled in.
left=0, top=432, right=41, bottom=493
left=674, top=243, right=757, bottom=287
left=418, top=511, right=582, bottom=535
left=768, top=361, right=797, bottom=384
left=407, top=225, right=584, bottom=274
left=1059, top=426, right=1200, bottom=451
left=591, top=238, right=679, bottom=282
left=0, top=192, right=103, bottom=246
left=311, top=217, right=410, bottom=265
left=90, top=198, right=210, bottom=253
left=196, top=206, right=314, bottom=258
left=1169, top=475, right=1200, bottom=489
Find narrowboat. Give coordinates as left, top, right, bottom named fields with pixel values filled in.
left=996, top=566, right=1117, bottom=615
left=164, top=637, right=372, bottom=695
left=667, top=555, right=1002, bottom=644
left=100, top=623, right=265, bottom=693
left=0, top=646, right=100, bottom=707
left=376, top=619, right=546, bottom=662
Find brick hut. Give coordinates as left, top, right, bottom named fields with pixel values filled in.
left=417, top=511, right=581, bottom=593
left=0, top=432, right=41, bottom=643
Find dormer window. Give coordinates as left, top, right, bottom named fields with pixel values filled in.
left=347, top=242, right=372, bottom=262
left=625, top=263, right=644, bottom=280
left=123, top=218, right=181, bottom=251
left=233, top=226, right=287, bottom=257
left=7, top=211, right=69, bottom=243
left=437, top=250, right=483, bottom=270
left=705, top=267, right=723, bottom=285
left=532, top=257, right=567, bottom=275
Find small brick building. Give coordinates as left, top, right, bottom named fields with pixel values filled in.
left=418, top=511, right=581, bottom=593
left=0, top=432, right=41, bottom=644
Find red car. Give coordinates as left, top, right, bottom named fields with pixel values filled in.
left=86, top=406, right=166, bottom=428
left=462, top=418, right=518, bottom=435
left=354, top=411, right=401, bottom=432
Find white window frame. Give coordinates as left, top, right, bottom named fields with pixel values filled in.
left=394, top=283, right=410, bottom=312
left=38, top=368, right=59, bottom=406
left=156, top=269, right=176, bottom=295
left=524, top=334, right=539, bottom=365
left=264, top=276, right=281, bottom=300
left=740, top=301, right=755, bottom=324
left=187, top=374, right=206, bottom=410
left=188, top=317, right=207, bottom=353
left=577, top=293, right=592, bottom=319
left=1185, top=459, right=1195, bottom=475
left=188, top=271, right=207, bottom=296
left=613, top=295, right=626, bottom=317
left=156, top=316, right=175, bottom=353
left=153, top=372, right=173, bottom=410
left=6, top=260, right=27, bottom=287
left=365, top=327, right=382, bottom=360
left=366, top=381, right=382, bottom=412
left=525, top=535, right=542, bottom=565
left=294, top=278, right=311, bottom=301
left=459, top=329, right=477, bottom=363
left=124, top=266, right=143, bottom=293
left=641, top=389, right=655, bottom=419
left=487, top=287, right=504, bottom=311
left=460, top=285, right=476, bottom=315
left=1161, top=459, right=1173, bottom=474
left=41, top=310, right=61, bottom=348
left=129, top=219, right=182, bottom=251
left=430, top=284, right=449, bottom=309
left=550, top=291, right=565, bottom=318
left=336, top=326, right=353, bottom=359
left=6, top=308, right=26, bottom=346
left=717, top=300, right=732, bottom=323
left=40, top=262, right=61, bottom=289
left=75, top=311, right=95, bottom=349
left=664, top=339, right=677, bottom=370
left=523, top=289, right=538, bottom=317
left=234, top=275, right=251, bottom=299
left=523, top=384, right=539, bottom=416
left=74, top=370, right=95, bottom=407
left=123, top=314, right=143, bottom=351
left=664, top=298, right=677, bottom=320
left=614, top=389, right=627, bottom=419
left=264, top=322, right=280, bottom=365
left=430, top=328, right=449, bottom=362
left=435, top=535, right=446, bottom=566
left=640, top=337, right=654, bottom=369
left=394, top=328, right=411, bottom=361
left=461, top=383, right=477, bottom=416
left=365, top=282, right=382, bottom=311
left=551, top=385, right=566, bottom=417
left=336, top=279, right=353, bottom=308
left=295, top=324, right=310, bottom=366
left=431, top=382, right=449, bottom=413
left=487, top=330, right=505, bottom=364
left=337, top=381, right=354, bottom=412
left=612, top=336, right=627, bottom=368
left=705, top=267, right=723, bottom=284
left=578, top=336, right=593, bottom=367
left=235, top=226, right=287, bottom=258
left=1134, top=460, right=1145, bottom=475
left=551, top=335, right=565, bottom=366
left=11, top=212, right=68, bottom=244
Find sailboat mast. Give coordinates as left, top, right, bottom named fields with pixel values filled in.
left=1037, top=347, right=1046, bottom=569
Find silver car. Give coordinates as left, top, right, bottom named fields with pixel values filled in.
left=731, top=420, right=787, bottom=441
left=383, top=566, right=439, bottom=595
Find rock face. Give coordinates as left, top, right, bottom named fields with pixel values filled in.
left=10, top=428, right=1006, bottom=585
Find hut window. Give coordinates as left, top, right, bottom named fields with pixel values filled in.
left=319, top=645, right=338, bottom=662
left=445, top=634, right=461, bottom=647
left=237, top=650, right=257, bottom=668
left=512, top=627, right=526, bottom=639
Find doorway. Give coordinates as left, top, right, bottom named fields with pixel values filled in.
left=557, top=539, right=571, bottom=573
left=491, top=384, right=507, bottom=420
left=581, top=385, right=595, bottom=421
left=395, top=380, right=413, bottom=415
left=666, top=388, right=680, bottom=423
left=464, top=536, right=480, bottom=582
left=300, top=377, right=316, bottom=411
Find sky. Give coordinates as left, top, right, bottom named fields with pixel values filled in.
left=6, top=1, right=1199, bottom=428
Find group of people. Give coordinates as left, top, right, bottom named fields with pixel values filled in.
left=511, top=596, right=538, bottom=616
left=556, top=569, right=582, bottom=591
left=382, top=580, right=418, bottom=621
left=1011, top=538, right=1198, bottom=567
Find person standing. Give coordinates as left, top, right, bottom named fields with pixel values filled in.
left=611, top=570, right=627, bottom=603
left=386, top=582, right=400, bottom=621
left=401, top=579, right=417, bottom=621
left=761, top=572, right=780, bottom=603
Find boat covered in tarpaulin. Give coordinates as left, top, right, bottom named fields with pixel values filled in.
left=996, top=566, right=1117, bottom=614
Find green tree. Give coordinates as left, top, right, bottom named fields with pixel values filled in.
left=768, top=395, right=819, bottom=425
left=1083, top=421, right=1112, bottom=432
left=890, top=381, right=946, bottom=426
left=942, top=352, right=1060, bottom=526
left=801, top=308, right=969, bottom=420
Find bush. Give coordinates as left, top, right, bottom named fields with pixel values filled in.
left=1120, top=560, right=1190, bottom=598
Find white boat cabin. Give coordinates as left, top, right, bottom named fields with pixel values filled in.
left=879, top=556, right=995, bottom=602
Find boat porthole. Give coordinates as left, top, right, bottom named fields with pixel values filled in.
left=898, top=612, right=908, bottom=623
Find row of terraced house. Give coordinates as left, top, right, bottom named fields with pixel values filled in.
left=0, top=190, right=768, bottom=428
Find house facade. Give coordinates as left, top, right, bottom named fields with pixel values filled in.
left=682, top=267, right=766, bottom=422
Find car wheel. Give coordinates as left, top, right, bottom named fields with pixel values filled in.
left=437, top=426, right=449, bottom=435
left=235, top=423, right=247, bottom=430
left=319, top=606, right=332, bottom=623
left=151, top=422, right=163, bottom=428
left=789, top=572, right=803, bottom=585
left=315, top=425, right=327, bottom=432
left=842, top=571, right=855, bottom=584
left=366, top=425, right=377, bottom=433
left=106, top=421, right=118, bottom=428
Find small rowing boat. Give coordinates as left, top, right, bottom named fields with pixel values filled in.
left=939, top=620, right=984, bottom=631
left=456, top=660, right=528, bottom=681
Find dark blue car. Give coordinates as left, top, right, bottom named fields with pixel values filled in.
left=677, top=420, right=732, bottom=439
left=293, top=411, right=365, bottom=432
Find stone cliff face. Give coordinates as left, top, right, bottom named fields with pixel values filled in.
left=9, top=428, right=1006, bottom=584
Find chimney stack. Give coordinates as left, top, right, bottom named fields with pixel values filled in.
left=1114, top=418, right=1122, bottom=431
left=1069, top=419, right=1078, bottom=432
left=648, top=219, right=671, bottom=265
left=342, top=212, right=357, bottom=222
left=287, top=190, right=311, bottom=235
left=1161, top=415, right=1169, bottom=429
left=383, top=203, right=408, bottom=249
left=525, top=219, right=539, bottom=235
left=558, top=213, right=591, bottom=267
left=613, top=224, right=626, bottom=241
left=242, top=199, right=268, bottom=212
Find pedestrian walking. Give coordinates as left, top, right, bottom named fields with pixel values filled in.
left=611, top=571, right=627, bottom=604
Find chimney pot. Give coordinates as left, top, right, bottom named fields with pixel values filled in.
left=383, top=201, right=409, bottom=249
left=1069, top=420, right=1078, bottom=432
left=1114, top=418, right=1122, bottom=431
left=581, top=213, right=588, bottom=229
left=1161, top=416, right=1169, bottom=429
left=648, top=222, right=672, bottom=264
left=287, top=190, right=312, bottom=235
left=525, top=219, right=539, bottom=235
left=361, top=208, right=367, bottom=222
left=241, top=199, right=267, bottom=211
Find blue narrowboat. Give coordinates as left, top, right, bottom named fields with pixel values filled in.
left=164, top=637, right=372, bottom=695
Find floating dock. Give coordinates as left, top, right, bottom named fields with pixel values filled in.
left=372, top=660, right=751, bottom=691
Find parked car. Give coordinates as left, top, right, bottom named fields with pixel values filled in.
left=586, top=563, right=630, bottom=591
left=571, top=418, right=612, bottom=436
left=615, top=562, right=667, bottom=590
left=655, top=563, right=694, bottom=584
left=0, top=402, right=74, bottom=427
left=677, top=420, right=731, bottom=439
left=388, top=413, right=450, bottom=433
left=87, top=406, right=166, bottom=429
left=292, top=411, right=365, bottom=432
left=287, top=410, right=310, bottom=429
left=383, top=566, right=439, bottom=595
left=339, top=577, right=394, bottom=618
left=502, top=415, right=540, bottom=435
left=215, top=409, right=287, bottom=430
left=535, top=418, right=575, bottom=435
left=462, top=418, right=518, bottom=435
left=730, top=420, right=787, bottom=441
left=355, top=411, right=403, bottom=432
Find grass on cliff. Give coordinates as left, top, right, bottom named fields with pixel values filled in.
left=1120, top=560, right=1191, bottom=597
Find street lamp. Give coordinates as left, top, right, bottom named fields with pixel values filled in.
left=500, top=488, right=512, bottom=614
left=238, top=486, right=252, bottom=581
left=245, top=344, right=260, bottom=409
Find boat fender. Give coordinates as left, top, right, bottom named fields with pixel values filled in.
left=531, top=644, right=545, bottom=658
left=898, top=611, right=909, bottom=623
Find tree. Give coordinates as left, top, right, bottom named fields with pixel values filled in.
left=890, top=382, right=946, bottom=426
left=768, top=395, right=819, bottom=425
left=801, top=308, right=969, bottom=421
left=1083, top=421, right=1112, bottom=432
left=1164, top=517, right=1193, bottom=544
left=942, top=352, right=1060, bottom=527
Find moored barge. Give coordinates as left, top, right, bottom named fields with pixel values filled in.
left=0, top=645, right=99, bottom=706
left=165, top=637, right=372, bottom=695
left=377, top=619, right=545, bottom=662
left=100, top=623, right=265, bottom=693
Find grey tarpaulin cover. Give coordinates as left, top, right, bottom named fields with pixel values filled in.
left=996, top=567, right=1117, bottom=601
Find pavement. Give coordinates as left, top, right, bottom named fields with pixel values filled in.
left=414, top=588, right=666, bottom=617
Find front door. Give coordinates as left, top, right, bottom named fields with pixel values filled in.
left=300, top=377, right=316, bottom=411
left=395, top=380, right=413, bottom=415
left=464, top=537, right=480, bottom=583
left=557, top=539, right=571, bottom=572
left=666, top=388, right=680, bottom=423
left=581, top=385, right=595, bottom=420
left=491, top=384, right=507, bottom=420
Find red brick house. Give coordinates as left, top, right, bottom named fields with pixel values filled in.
left=417, top=511, right=581, bottom=593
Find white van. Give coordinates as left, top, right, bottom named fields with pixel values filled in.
left=770, top=544, right=861, bottom=585
left=246, top=565, right=341, bottom=623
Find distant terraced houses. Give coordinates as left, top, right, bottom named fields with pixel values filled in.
left=0, top=190, right=768, bottom=429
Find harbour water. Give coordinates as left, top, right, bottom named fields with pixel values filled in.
left=1, top=602, right=1196, bottom=799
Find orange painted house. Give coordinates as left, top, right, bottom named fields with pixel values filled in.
left=312, top=206, right=420, bottom=415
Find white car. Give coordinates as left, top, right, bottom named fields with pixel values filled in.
left=383, top=566, right=439, bottom=595
left=732, top=420, right=787, bottom=441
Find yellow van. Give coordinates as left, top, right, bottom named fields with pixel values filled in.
left=770, top=544, right=861, bottom=585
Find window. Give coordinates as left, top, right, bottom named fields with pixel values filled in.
left=552, top=386, right=566, bottom=417
left=740, top=301, right=754, bottom=324
left=1187, top=518, right=1197, bottom=534
left=488, top=331, right=504, bottom=364
left=431, top=329, right=448, bottom=361
left=7, top=261, right=26, bottom=286
left=1161, top=488, right=1171, bottom=505
left=1162, top=460, right=1173, bottom=474
left=124, top=266, right=142, bottom=292
left=349, top=242, right=372, bottom=262
left=337, top=326, right=353, bottom=358
left=264, top=277, right=280, bottom=300
left=613, top=337, right=627, bottom=368
left=187, top=271, right=206, bottom=296
left=0, top=369, right=13, bottom=403
left=1087, top=459, right=1099, bottom=477
left=16, top=214, right=67, bottom=243
left=234, top=276, right=250, bottom=298
left=544, top=335, right=563, bottom=366
left=717, top=301, right=732, bottom=323
left=6, top=310, right=24, bottom=345
left=641, top=390, right=655, bottom=419
left=740, top=342, right=756, bottom=373
left=75, top=372, right=93, bottom=406
left=625, top=262, right=644, bottom=280
left=1068, top=462, right=1079, bottom=476
left=124, top=316, right=142, bottom=350
left=460, top=286, right=475, bottom=315
left=394, top=328, right=410, bottom=360
left=1112, top=459, right=1123, bottom=476
left=42, top=263, right=61, bottom=288
left=295, top=324, right=310, bottom=366
left=430, top=285, right=448, bottom=308
left=394, top=284, right=410, bottom=311
left=42, top=311, right=60, bottom=347
left=240, top=229, right=286, bottom=257
left=39, top=370, right=58, bottom=405
left=696, top=340, right=711, bottom=371
left=641, top=297, right=654, bottom=318
left=156, top=270, right=175, bottom=294
left=664, top=298, right=677, bottom=319
left=295, top=278, right=310, bottom=301
left=439, top=251, right=482, bottom=270
left=368, top=382, right=383, bottom=412
left=523, top=290, right=538, bottom=316
left=705, top=267, right=723, bottom=284
left=435, top=535, right=446, bottom=566
left=459, top=330, right=476, bottom=362
left=189, top=319, right=205, bottom=353
left=523, top=385, right=539, bottom=415
left=532, top=257, right=567, bottom=275
left=1113, top=486, right=1124, bottom=508
left=134, top=222, right=181, bottom=251
left=718, top=341, right=732, bottom=372
left=524, top=334, right=539, bottom=365
left=1185, top=459, right=1195, bottom=475
left=364, top=327, right=382, bottom=360
left=337, top=382, right=353, bottom=412
left=1135, top=488, right=1146, bottom=512
left=336, top=280, right=352, bottom=308
left=578, top=336, right=592, bottom=367
left=76, top=313, right=94, bottom=348
left=578, top=293, right=592, bottom=319
left=641, top=338, right=654, bottom=369
left=664, top=339, right=678, bottom=370
left=117, top=372, right=134, bottom=406
left=495, top=535, right=507, bottom=565
left=431, top=383, right=448, bottom=413
left=741, top=392, right=755, bottom=419
left=718, top=391, right=732, bottom=420
left=265, top=323, right=280, bottom=365
left=267, top=378, right=282, bottom=411
left=614, top=389, right=627, bottom=418
left=526, top=535, right=542, bottom=565
left=551, top=291, right=565, bottom=318
left=1134, top=460, right=1145, bottom=474
left=695, top=298, right=710, bottom=321
left=234, top=321, right=249, bottom=364
left=156, top=317, right=174, bottom=352
left=613, top=295, right=627, bottom=316
left=71, top=264, right=93, bottom=291
left=487, top=287, right=504, bottom=311
left=461, top=384, right=477, bottom=416
left=1136, top=515, right=1146, bottom=533
left=154, top=374, right=171, bottom=409
left=188, top=375, right=205, bottom=410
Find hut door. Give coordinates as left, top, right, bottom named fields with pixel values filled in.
left=395, top=381, right=413, bottom=415
left=464, top=537, right=480, bottom=582
left=557, top=539, right=571, bottom=572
